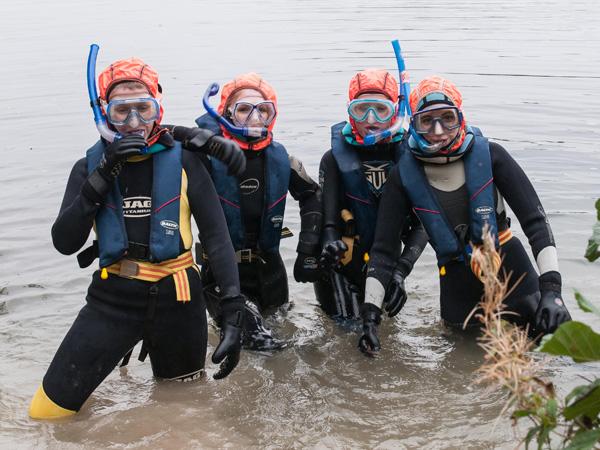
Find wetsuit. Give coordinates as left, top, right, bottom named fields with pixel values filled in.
left=316, top=122, right=428, bottom=318
left=367, top=139, right=557, bottom=329
left=43, top=132, right=240, bottom=412
left=195, top=115, right=322, bottom=345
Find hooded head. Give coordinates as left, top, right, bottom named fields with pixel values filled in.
left=217, top=72, right=277, bottom=151
left=409, top=75, right=466, bottom=155
left=347, top=68, right=399, bottom=144
left=98, top=57, right=165, bottom=145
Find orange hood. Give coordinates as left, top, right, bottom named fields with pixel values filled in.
left=217, top=72, right=277, bottom=151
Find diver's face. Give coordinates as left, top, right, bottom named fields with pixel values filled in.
left=352, top=93, right=395, bottom=139
left=418, top=104, right=461, bottom=148
left=108, top=84, right=155, bottom=138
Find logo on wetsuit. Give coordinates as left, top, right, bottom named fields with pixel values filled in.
left=123, top=196, right=152, bottom=218
left=160, top=220, right=179, bottom=236
left=475, top=205, right=494, bottom=221
left=362, top=161, right=392, bottom=196
left=240, top=178, right=260, bottom=195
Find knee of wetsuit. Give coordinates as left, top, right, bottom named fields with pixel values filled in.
left=242, top=300, right=286, bottom=351
left=29, top=385, right=76, bottom=419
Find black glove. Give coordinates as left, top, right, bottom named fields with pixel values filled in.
left=293, top=252, right=321, bottom=283
left=319, top=240, right=348, bottom=271
left=535, top=271, right=571, bottom=334
left=212, top=295, right=246, bottom=380
left=358, top=302, right=382, bottom=356
left=81, top=135, right=146, bottom=203
left=172, top=126, right=246, bottom=176
left=383, top=268, right=407, bottom=318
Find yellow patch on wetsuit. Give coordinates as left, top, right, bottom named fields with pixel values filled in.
left=440, top=265, right=446, bottom=276
left=29, top=385, right=76, bottom=419
left=179, top=170, right=192, bottom=250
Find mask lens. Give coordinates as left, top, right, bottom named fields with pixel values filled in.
left=232, top=101, right=276, bottom=126
left=106, top=98, right=160, bottom=125
left=413, top=107, right=461, bottom=134
left=348, top=99, right=395, bottom=123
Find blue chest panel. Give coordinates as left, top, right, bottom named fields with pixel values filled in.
left=398, top=130, right=498, bottom=265
left=211, top=141, right=290, bottom=253
left=331, top=121, right=401, bottom=251
left=86, top=140, right=183, bottom=266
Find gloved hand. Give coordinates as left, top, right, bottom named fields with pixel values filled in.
left=358, top=302, right=382, bottom=356
left=383, top=268, right=407, bottom=318
left=212, top=295, right=246, bottom=380
left=172, top=126, right=246, bottom=176
left=535, top=271, right=571, bottom=334
left=319, top=240, right=348, bottom=271
left=81, top=135, right=146, bottom=203
left=293, top=252, right=321, bottom=283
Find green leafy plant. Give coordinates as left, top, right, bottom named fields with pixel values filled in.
left=472, top=200, right=600, bottom=450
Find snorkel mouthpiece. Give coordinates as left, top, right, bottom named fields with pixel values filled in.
left=202, top=82, right=268, bottom=138
left=363, top=39, right=411, bottom=146
left=86, top=44, right=118, bottom=143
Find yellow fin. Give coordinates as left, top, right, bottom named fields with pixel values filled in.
left=29, top=385, right=76, bottom=419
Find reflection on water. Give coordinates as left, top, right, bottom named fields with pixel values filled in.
left=1, top=0, right=600, bottom=447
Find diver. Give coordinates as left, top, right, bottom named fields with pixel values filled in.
left=315, top=65, right=428, bottom=328
left=168, top=73, right=322, bottom=351
left=29, top=48, right=248, bottom=420
left=360, top=75, right=572, bottom=354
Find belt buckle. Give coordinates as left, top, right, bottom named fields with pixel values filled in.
left=239, top=249, right=252, bottom=263
left=119, top=259, right=140, bottom=278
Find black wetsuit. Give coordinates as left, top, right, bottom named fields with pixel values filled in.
left=44, top=132, right=240, bottom=411
left=368, top=141, right=555, bottom=327
left=316, top=140, right=428, bottom=316
left=201, top=146, right=322, bottom=313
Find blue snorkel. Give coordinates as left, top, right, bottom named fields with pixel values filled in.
left=202, top=82, right=269, bottom=139
left=363, top=39, right=411, bottom=146
left=87, top=44, right=119, bottom=143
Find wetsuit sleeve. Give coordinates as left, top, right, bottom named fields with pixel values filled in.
left=490, top=143, right=557, bottom=270
left=366, top=167, right=414, bottom=297
left=319, top=150, right=343, bottom=245
left=397, top=214, right=428, bottom=276
left=51, top=158, right=100, bottom=255
left=288, top=155, right=322, bottom=256
left=183, top=151, right=241, bottom=297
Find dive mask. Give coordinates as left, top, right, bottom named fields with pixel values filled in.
left=103, top=97, right=160, bottom=126
left=228, top=101, right=277, bottom=127
left=347, top=98, right=396, bottom=123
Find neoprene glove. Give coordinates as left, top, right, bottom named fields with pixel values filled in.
left=212, top=295, right=246, bottom=380
left=383, top=268, right=407, bottom=318
left=293, top=252, right=321, bottom=283
left=535, top=271, right=571, bottom=334
left=319, top=240, right=348, bottom=271
left=81, top=135, right=146, bottom=203
left=358, top=302, right=382, bottom=355
left=171, top=126, right=246, bottom=176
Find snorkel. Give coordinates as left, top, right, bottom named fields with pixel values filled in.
left=363, top=39, right=411, bottom=146
left=86, top=44, right=118, bottom=143
left=202, top=82, right=269, bottom=138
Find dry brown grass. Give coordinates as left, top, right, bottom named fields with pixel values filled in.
left=466, top=226, right=550, bottom=414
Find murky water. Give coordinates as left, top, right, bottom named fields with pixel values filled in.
left=1, top=0, right=600, bottom=448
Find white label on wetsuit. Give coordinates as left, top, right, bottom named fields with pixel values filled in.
left=160, top=220, right=179, bottom=232
left=239, top=178, right=260, bottom=195
left=122, top=196, right=152, bottom=218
